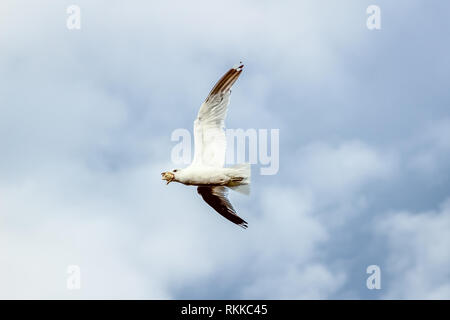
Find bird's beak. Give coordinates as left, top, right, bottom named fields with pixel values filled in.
left=161, top=172, right=174, bottom=185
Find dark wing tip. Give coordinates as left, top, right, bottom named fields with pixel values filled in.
left=233, top=62, right=244, bottom=71
left=206, top=63, right=244, bottom=99
left=239, top=221, right=249, bottom=229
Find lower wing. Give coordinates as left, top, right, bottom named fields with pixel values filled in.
left=197, top=186, right=248, bottom=229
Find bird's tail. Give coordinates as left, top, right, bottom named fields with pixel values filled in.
left=228, top=163, right=251, bottom=195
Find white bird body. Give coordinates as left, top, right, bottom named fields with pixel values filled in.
left=162, top=63, right=250, bottom=228
left=175, top=165, right=250, bottom=188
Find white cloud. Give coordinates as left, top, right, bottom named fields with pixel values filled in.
left=242, top=264, right=346, bottom=299
left=238, top=187, right=347, bottom=299
left=375, top=199, right=450, bottom=299
left=408, top=119, right=450, bottom=174
left=295, top=140, right=398, bottom=197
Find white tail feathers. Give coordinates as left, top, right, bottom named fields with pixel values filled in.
left=230, top=184, right=250, bottom=195
left=228, top=163, right=251, bottom=195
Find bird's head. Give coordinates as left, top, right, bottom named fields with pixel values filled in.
left=161, top=169, right=179, bottom=185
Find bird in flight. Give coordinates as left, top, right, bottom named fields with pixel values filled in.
left=162, top=63, right=250, bottom=228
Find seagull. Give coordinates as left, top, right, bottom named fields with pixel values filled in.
left=161, top=63, right=250, bottom=228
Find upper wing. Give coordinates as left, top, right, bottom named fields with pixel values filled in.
left=197, top=186, right=248, bottom=228
left=191, top=63, right=244, bottom=168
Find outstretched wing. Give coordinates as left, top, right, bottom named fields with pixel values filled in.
left=197, top=186, right=248, bottom=228
left=190, top=63, right=244, bottom=168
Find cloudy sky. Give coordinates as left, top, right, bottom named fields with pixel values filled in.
left=1, top=0, right=449, bottom=299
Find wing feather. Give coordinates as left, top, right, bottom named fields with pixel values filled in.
left=197, top=186, right=248, bottom=228
left=190, top=63, right=244, bottom=167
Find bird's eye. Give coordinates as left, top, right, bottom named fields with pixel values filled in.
left=173, top=169, right=178, bottom=172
